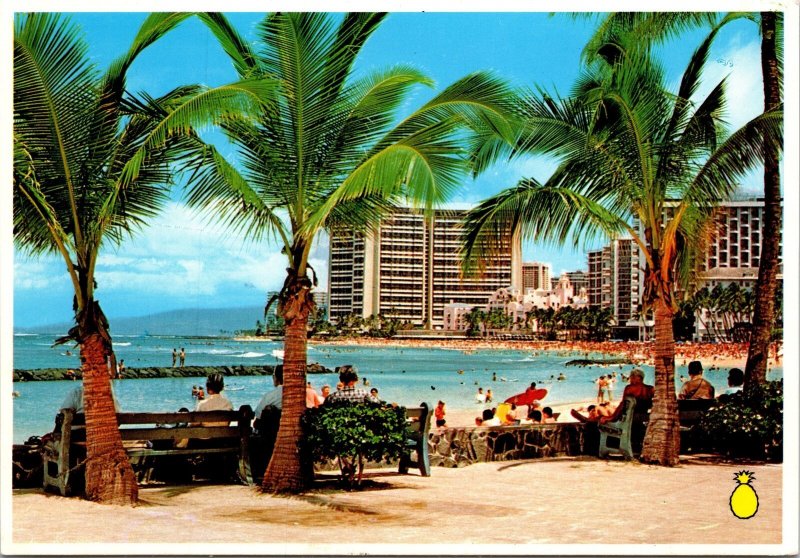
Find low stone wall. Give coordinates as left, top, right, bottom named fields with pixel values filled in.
left=13, top=363, right=331, bottom=382
left=313, top=422, right=589, bottom=475
left=429, top=422, right=588, bottom=467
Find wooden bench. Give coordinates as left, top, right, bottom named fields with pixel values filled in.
left=597, top=397, right=716, bottom=459
left=677, top=398, right=715, bottom=452
left=42, top=406, right=254, bottom=496
left=398, top=402, right=432, bottom=476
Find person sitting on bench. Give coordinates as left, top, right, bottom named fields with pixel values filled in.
left=679, top=361, right=715, bottom=400
left=255, top=365, right=284, bottom=415
left=195, top=373, right=233, bottom=417
left=571, top=368, right=653, bottom=423
left=720, top=367, right=744, bottom=398
left=325, top=365, right=379, bottom=405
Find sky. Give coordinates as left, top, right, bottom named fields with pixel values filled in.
left=4, top=8, right=786, bottom=327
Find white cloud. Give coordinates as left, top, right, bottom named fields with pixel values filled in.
left=82, top=202, right=325, bottom=299
left=698, top=35, right=763, bottom=131
left=14, top=257, right=67, bottom=291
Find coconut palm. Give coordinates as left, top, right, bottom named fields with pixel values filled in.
left=13, top=13, right=275, bottom=504
left=184, top=12, right=519, bottom=492
left=461, top=31, right=782, bottom=465
left=578, top=11, right=784, bottom=395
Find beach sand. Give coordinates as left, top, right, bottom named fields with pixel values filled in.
left=9, top=456, right=783, bottom=551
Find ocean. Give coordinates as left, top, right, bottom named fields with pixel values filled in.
left=10, top=333, right=783, bottom=444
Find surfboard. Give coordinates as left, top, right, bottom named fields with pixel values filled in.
left=504, top=388, right=548, bottom=405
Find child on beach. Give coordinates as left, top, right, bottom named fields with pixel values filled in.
left=435, top=400, right=446, bottom=427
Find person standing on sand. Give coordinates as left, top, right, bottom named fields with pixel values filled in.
left=179, top=348, right=186, bottom=368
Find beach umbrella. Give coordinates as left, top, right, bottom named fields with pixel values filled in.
left=505, top=387, right=548, bottom=406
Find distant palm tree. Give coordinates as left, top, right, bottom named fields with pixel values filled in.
left=13, top=13, right=274, bottom=504
left=186, top=12, right=519, bottom=492
left=461, top=31, right=781, bottom=465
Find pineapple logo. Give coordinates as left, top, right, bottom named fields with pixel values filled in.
left=729, top=470, right=759, bottom=519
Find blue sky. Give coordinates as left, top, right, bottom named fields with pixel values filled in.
left=10, top=11, right=772, bottom=327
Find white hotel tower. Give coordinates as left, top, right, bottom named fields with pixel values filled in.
left=328, top=207, right=522, bottom=329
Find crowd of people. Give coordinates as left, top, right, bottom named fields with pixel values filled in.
left=309, top=336, right=772, bottom=370
left=56, top=352, right=751, bottom=435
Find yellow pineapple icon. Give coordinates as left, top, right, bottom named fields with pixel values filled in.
left=730, top=470, right=759, bottom=519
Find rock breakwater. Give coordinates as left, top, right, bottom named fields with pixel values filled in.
left=13, top=363, right=332, bottom=382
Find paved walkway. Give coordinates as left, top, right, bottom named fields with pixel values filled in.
left=8, top=455, right=786, bottom=553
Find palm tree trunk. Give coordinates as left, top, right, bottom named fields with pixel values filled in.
left=81, top=333, right=139, bottom=504
left=261, top=275, right=314, bottom=493
left=745, top=11, right=781, bottom=394
left=640, top=296, right=681, bottom=466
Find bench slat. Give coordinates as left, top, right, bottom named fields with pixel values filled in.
left=127, top=447, right=238, bottom=457
left=66, top=410, right=247, bottom=426
left=119, top=426, right=240, bottom=441
left=117, top=411, right=243, bottom=425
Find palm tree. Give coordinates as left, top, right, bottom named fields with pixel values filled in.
left=578, top=11, right=784, bottom=395
left=14, top=13, right=274, bottom=504
left=461, top=31, right=781, bottom=465
left=185, top=12, right=519, bottom=492
left=465, top=307, right=488, bottom=337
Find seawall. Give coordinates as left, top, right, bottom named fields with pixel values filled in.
left=12, top=363, right=332, bottom=382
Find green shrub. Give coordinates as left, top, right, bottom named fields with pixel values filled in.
left=698, top=380, right=783, bottom=461
left=301, top=402, right=411, bottom=487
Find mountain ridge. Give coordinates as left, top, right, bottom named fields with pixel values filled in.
left=16, top=306, right=265, bottom=337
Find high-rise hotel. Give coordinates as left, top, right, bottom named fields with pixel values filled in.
left=328, top=207, right=522, bottom=328
left=585, top=198, right=781, bottom=337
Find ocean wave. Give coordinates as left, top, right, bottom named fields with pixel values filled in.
left=114, top=342, right=132, bottom=347
left=204, top=349, right=238, bottom=355
left=14, top=333, right=38, bottom=337
left=237, top=352, right=266, bottom=358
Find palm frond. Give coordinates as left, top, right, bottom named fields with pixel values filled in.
left=460, top=177, right=631, bottom=276
left=117, top=78, right=279, bottom=190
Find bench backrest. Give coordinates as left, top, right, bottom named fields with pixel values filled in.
left=677, top=398, right=715, bottom=426
left=614, top=396, right=637, bottom=427
left=406, top=403, right=431, bottom=437
left=60, top=406, right=254, bottom=444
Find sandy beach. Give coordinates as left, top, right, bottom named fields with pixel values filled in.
left=309, top=337, right=778, bottom=372
left=8, top=456, right=785, bottom=552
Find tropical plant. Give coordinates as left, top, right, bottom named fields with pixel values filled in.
left=577, top=11, right=784, bottom=398
left=461, top=30, right=782, bottom=465
left=698, top=379, right=782, bottom=461
left=184, top=12, right=518, bottom=492
left=13, top=13, right=272, bottom=504
left=301, top=402, right=411, bottom=487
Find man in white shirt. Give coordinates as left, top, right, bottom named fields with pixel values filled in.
left=255, top=365, right=284, bottom=420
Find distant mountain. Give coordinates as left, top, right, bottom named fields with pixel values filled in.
left=19, top=306, right=265, bottom=337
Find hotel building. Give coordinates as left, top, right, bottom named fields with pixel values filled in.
left=328, top=207, right=522, bottom=328
left=522, top=262, right=552, bottom=292
left=587, top=239, right=640, bottom=324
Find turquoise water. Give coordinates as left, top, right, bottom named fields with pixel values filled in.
left=11, top=333, right=783, bottom=443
